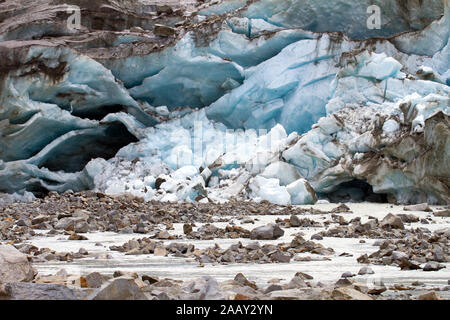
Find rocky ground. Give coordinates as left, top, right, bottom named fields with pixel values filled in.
left=0, top=192, right=449, bottom=300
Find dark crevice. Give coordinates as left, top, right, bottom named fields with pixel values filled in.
left=71, top=105, right=127, bottom=121
left=25, top=184, right=50, bottom=199
left=323, top=179, right=388, bottom=203
left=38, top=122, right=138, bottom=173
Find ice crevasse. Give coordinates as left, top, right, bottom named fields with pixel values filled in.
left=0, top=0, right=448, bottom=205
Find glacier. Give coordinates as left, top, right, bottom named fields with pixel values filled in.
left=0, top=0, right=448, bottom=205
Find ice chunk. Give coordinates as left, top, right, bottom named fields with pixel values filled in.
left=286, top=179, right=317, bottom=205
left=249, top=176, right=291, bottom=205
left=260, top=161, right=301, bottom=186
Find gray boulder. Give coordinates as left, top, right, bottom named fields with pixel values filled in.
left=380, top=213, right=404, bottom=229
left=3, top=283, right=78, bottom=300
left=0, top=245, right=36, bottom=284
left=182, top=276, right=224, bottom=300
left=88, top=278, right=147, bottom=300
left=250, top=224, right=284, bottom=240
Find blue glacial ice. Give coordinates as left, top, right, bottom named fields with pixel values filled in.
left=0, top=0, right=448, bottom=205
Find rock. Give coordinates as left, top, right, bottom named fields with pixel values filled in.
left=142, top=275, right=159, bottom=284
left=330, top=204, right=352, bottom=213
left=250, top=224, right=284, bottom=240
left=3, top=283, right=77, bottom=300
left=84, top=272, right=108, bottom=288
left=125, top=248, right=142, bottom=255
left=0, top=245, right=36, bottom=284
left=335, top=278, right=353, bottom=287
left=31, top=215, right=48, bottom=225
left=289, top=215, right=301, bottom=227
left=380, top=213, right=404, bottom=230
left=184, top=276, right=224, bottom=300
left=332, top=287, right=373, bottom=300
left=433, top=246, right=445, bottom=262
left=433, top=210, right=450, bottom=217
left=154, top=247, right=167, bottom=256
left=287, top=276, right=308, bottom=289
left=153, top=24, right=176, bottom=37
left=311, top=234, right=323, bottom=240
left=341, top=272, right=355, bottom=278
left=74, top=221, right=89, bottom=233
left=423, top=262, right=446, bottom=271
left=398, top=259, right=422, bottom=270
left=268, top=289, right=304, bottom=300
left=294, top=272, right=314, bottom=280
left=234, top=293, right=252, bottom=300
left=418, top=291, right=441, bottom=300
left=233, top=273, right=257, bottom=290
left=157, top=231, right=171, bottom=239
left=88, top=279, right=147, bottom=300
left=270, top=250, right=291, bottom=263
left=68, top=233, right=88, bottom=240
left=55, top=217, right=75, bottom=231
left=264, top=284, right=283, bottom=294
left=391, top=251, right=408, bottom=261
left=404, top=203, right=432, bottom=212
left=358, top=267, right=375, bottom=275
left=183, top=223, right=193, bottom=234
left=357, top=254, right=369, bottom=264
left=397, top=214, right=420, bottom=223
left=367, top=286, right=387, bottom=295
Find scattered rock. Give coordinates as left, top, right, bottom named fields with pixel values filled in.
left=264, top=284, right=283, bottom=294
left=250, top=224, right=284, bottom=240
left=332, top=287, right=373, bottom=300
left=311, top=234, right=323, bottom=240
left=358, top=267, right=375, bottom=275
left=68, top=233, right=88, bottom=240
left=84, top=272, right=108, bottom=288
left=0, top=245, right=36, bottom=284
left=404, top=203, right=432, bottom=212
left=418, top=291, right=441, bottom=300
left=89, top=279, right=147, bottom=300
left=380, top=213, right=404, bottom=230
left=433, top=210, right=450, bottom=217
left=3, top=282, right=78, bottom=300
left=233, top=273, right=258, bottom=290
left=423, top=262, right=446, bottom=272
left=183, top=223, right=193, bottom=234
left=341, top=272, right=355, bottom=278
left=289, top=215, right=301, bottom=227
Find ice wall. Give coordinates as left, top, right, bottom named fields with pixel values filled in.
left=0, top=0, right=448, bottom=205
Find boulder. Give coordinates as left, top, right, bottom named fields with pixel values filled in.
left=423, top=262, right=446, bottom=271
left=380, top=213, right=404, bottom=229
left=250, top=224, right=284, bottom=240
left=332, top=287, right=373, bottom=300
left=0, top=245, right=36, bottom=284
left=233, top=273, right=258, bottom=290
left=358, top=267, right=375, bottom=275
left=433, top=210, right=450, bottom=217
left=289, top=215, right=301, bottom=227
left=418, top=291, right=441, bottom=300
left=183, top=276, right=224, bottom=300
left=3, top=283, right=77, bottom=300
left=268, top=288, right=304, bottom=300
left=403, top=203, right=432, bottom=212
left=88, top=278, right=147, bottom=300
left=84, top=272, right=108, bottom=288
